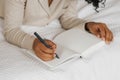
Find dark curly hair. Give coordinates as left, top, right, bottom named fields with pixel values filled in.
left=85, top=0, right=106, bottom=12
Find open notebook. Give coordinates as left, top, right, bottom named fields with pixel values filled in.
left=25, top=27, right=105, bottom=69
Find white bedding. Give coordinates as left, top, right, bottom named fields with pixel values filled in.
left=0, top=18, right=4, bottom=42
left=0, top=0, right=120, bottom=80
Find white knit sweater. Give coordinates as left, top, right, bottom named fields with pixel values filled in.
left=4, top=0, right=88, bottom=50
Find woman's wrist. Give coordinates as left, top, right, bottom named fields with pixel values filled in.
left=85, top=22, right=96, bottom=33
left=85, top=22, right=91, bottom=33
left=32, top=38, right=38, bottom=50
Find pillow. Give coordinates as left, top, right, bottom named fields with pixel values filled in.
left=77, top=0, right=120, bottom=29
left=77, top=0, right=120, bottom=36
left=0, top=18, right=5, bottom=41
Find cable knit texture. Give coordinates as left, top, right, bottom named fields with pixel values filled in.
left=4, top=0, right=88, bottom=50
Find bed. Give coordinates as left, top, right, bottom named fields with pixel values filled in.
left=0, top=0, right=120, bottom=80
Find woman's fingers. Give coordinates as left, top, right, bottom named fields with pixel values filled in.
left=33, top=38, right=57, bottom=61
left=35, top=47, right=54, bottom=61
left=33, top=38, right=55, bottom=54
left=98, top=24, right=105, bottom=40
left=38, top=43, right=54, bottom=54
left=33, top=39, right=55, bottom=61
left=38, top=40, right=55, bottom=54
left=88, top=26, right=100, bottom=37
left=45, top=39, right=57, bottom=49
left=98, top=24, right=113, bottom=44
left=110, top=30, right=113, bottom=41
left=86, top=22, right=113, bottom=44
left=105, top=28, right=113, bottom=44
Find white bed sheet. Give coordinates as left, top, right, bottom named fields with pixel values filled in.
left=0, top=36, right=120, bottom=80
left=0, top=0, right=120, bottom=80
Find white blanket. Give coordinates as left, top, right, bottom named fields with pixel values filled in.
left=0, top=37, right=120, bottom=80
left=0, top=0, right=120, bottom=80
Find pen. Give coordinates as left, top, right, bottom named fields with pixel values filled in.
left=34, top=32, right=60, bottom=59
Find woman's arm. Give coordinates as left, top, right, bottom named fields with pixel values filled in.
left=59, top=0, right=113, bottom=43
left=4, top=0, right=56, bottom=61
left=4, top=0, right=35, bottom=50
left=59, top=0, right=88, bottom=30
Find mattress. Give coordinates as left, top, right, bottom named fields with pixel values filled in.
left=0, top=0, right=120, bottom=80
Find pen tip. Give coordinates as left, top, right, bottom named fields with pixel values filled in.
left=56, top=54, right=60, bottom=59
left=80, top=56, right=82, bottom=59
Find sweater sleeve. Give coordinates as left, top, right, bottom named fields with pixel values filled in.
left=59, top=0, right=90, bottom=30
left=4, top=0, right=35, bottom=50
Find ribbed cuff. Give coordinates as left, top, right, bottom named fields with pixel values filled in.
left=21, top=34, right=35, bottom=50
left=76, top=20, right=91, bottom=31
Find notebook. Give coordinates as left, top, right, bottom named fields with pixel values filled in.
left=25, top=27, right=105, bottom=69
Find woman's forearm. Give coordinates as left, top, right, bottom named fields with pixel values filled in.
left=4, top=0, right=35, bottom=50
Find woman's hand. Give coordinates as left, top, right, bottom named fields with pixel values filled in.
left=86, top=22, right=113, bottom=44
left=32, top=38, right=56, bottom=61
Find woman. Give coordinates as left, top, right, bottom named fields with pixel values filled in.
left=4, top=0, right=113, bottom=61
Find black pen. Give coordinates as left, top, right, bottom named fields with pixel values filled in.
left=34, top=32, right=60, bottom=59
